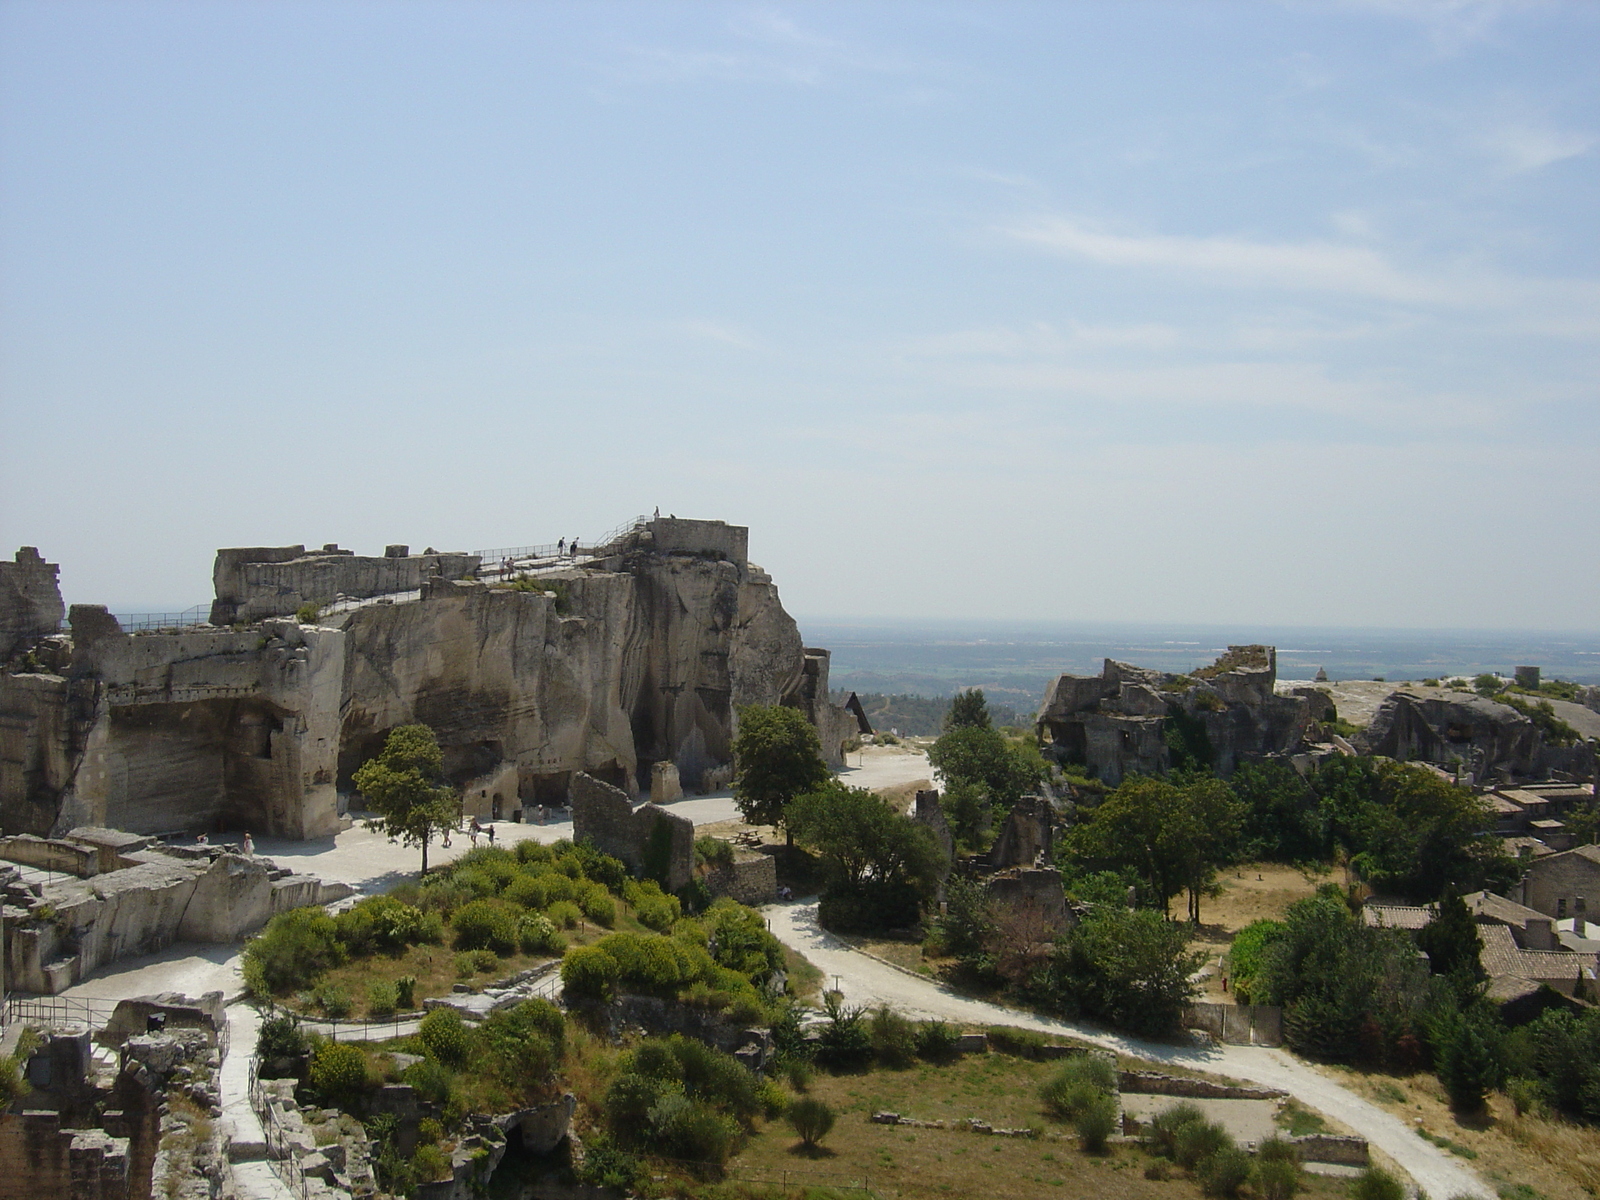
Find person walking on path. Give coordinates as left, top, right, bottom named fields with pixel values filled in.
left=558, top=537, right=565, bottom=554
left=469, top=817, right=481, bottom=847
left=486, top=824, right=496, bottom=846
left=242, top=832, right=254, bottom=857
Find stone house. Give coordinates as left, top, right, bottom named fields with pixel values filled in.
left=1515, top=843, right=1600, bottom=923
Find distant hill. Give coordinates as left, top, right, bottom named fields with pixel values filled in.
left=838, top=692, right=1027, bottom=737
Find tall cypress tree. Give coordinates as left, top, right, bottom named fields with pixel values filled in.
left=1417, top=885, right=1486, bottom=984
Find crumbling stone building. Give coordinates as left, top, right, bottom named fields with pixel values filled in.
left=1035, top=646, right=1314, bottom=783
left=0, top=518, right=856, bottom=840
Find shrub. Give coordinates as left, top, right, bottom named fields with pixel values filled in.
left=403, top=1057, right=455, bottom=1105
left=696, top=836, right=735, bottom=868
left=869, top=1005, right=918, bottom=1068
left=243, top=907, right=345, bottom=995
left=417, top=1117, right=444, bottom=1145
left=1145, top=1102, right=1206, bottom=1157
left=411, top=1143, right=450, bottom=1182
left=394, top=975, right=417, bottom=1010
left=578, top=884, right=616, bottom=928
left=1258, top=1137, right=1300, bottom=1164
left=915, top=1019, right=961, bottom=1062
left=547, top=899, right=583, bottom=929
left=451, top=898, right=520, bottom=955
left=518, top=913, right=565, bottom=955
left=256, top=1014, right=309, bottom=1060
left=455, top=949, right=499, bottom=977
left=758, top=1078, right=790, bottom=1118
left=1197, top=1146, right=1254, bottom=1197
left=788, top=1097, right=836, bottom=1148
left=308, top=1040, right=369, bottom=1105
left=633, top=891, right=681, bottom=933
left=561, top=945, right=621, bottom=1002
left=1257, top=1158, right=1302, bottom=1200
left=295, top=602, right=321, bottom=624
left=813, top=994, right=873, bottom=1070
left=1040, top=1055, right=1116, bottom=1120
left=1350, top=1167, right=1405, bottom=1200
left=1175, top=1120, right=1233, bottom=1169
left=367, top=981, right=398, bottom=1018
left=785, top=1058, right=814, bottom=1091
left=313, top=983, right=353, bottom=1019
left=1505, top=1076, right=1548, bottom=1117
left=1076, top=1095, right=1119, bottom=1153
left=0, top=1056, right=28, bottom=1109
left=419, top=1008, right=470, bottom=1066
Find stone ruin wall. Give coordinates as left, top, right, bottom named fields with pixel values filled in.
left=0, top=547, right=64, bottom=661
left=0, top=518, right=855, bottom=842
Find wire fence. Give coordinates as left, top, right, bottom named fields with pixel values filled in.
left=1, top=992, right=120, bottom=1031
left=115, top=604, right=212, bottom=632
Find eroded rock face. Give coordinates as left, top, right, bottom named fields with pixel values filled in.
left=1359, top=689, right=1595, bottom=782
left=1037, top=646, right=1313, bottom=784
left=2, top=519, right=853, bottom=842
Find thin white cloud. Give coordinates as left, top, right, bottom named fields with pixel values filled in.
left=1005, top=215, right=1458, bottom=304
left=1301, top=0, right=1527, bottom=55
left=681, top=320, right=763, bottom=350
left=1478, top=121, right=1595, bottom=172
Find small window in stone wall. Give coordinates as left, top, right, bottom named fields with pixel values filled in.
left=1558, top=898, right=1567, bottom=918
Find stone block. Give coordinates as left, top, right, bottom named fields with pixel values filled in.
left=649, top=761, right=682, bottom=805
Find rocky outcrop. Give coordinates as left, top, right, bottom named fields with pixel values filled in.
left=3, top=518, right=856, bottom=842
left=1360, top=689, right=1595, bottom=783
left=1037, top=647, right=1314, bottom=784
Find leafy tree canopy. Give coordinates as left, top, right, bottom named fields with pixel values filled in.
left=927, top=725, right=1040, bottom=809
left=731, top=705, right=831, bottom=834
left=944, top=688, right=992, bottom=732
left=353, top=724, right=461, bottom=874
left=787, top=783, right=945, bottom=898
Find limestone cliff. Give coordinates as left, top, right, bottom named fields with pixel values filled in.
left=1, top=519, right=851, bottom=839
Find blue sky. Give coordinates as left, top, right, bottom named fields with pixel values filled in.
left=2, top=1, right=1596, bottom=628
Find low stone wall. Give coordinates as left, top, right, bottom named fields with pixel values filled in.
left=1287, top=1134, right=1369, bottom=1167
left=1118, top=1071, right=1286, bottom=1101
left=704, top=855, right=776, bottom=906
left=612, top=994, right=767, bottom=1060
left=570, top=773, right=694, bottom=892
left=0, top=834, right=99, bottom=877
left=1184, top=1002, right=1283, bottom=1047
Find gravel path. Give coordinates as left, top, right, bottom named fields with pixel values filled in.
left=763, top=900, right=1491, bottom=1200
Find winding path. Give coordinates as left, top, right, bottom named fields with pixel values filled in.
left=762, top=899, right=1491, bottom=1200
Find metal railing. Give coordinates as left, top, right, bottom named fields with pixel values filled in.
left=472, top=514, right=654, bottom=573
left=249, top=1057, right=314, bottom=1200
left=115, top=605, right=212, bottom=632
left=2, top=993, right=120, bottom=1031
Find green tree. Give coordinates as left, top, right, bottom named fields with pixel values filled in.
left=353, top=725, right=461, bottom=874
left=731, top=705, right=831, bottom=841
left=928, top=725, right=1040, bottom=810
left=1436, top=1013, right=1501, bottom=1113
left=940, top=780, right=993, bottom=850
left=1225, top=919, right=1286, bottom=1005
left=1066, top=774, right=1243, bottom=920
left=788, top=784, right=945, bottom=933
left=944, top=688, right=992, bottom=731
left=1416, top=886, right=1486, bottom=988
left=1232, top=761, right=1325, bottom=863
left=1049, top=907, right=1206, bottom=1037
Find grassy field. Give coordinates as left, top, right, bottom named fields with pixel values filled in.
left=1188, top=862, right=1335, bottom=1002
left=711, top=1052, right=1353, bottom=1200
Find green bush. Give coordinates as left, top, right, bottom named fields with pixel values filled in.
left=1505, top=1076, right=1549, bottom=1117
left=1040, top=1056, right=1116, bottom=1120
left=1076, top=1094, right=1119, bottom=1153
left=813, top=993, right=872, bottom=1070
left=411, top=1143, right=450, bottom=1182
left=1175, top=1120, right=1233, bottom=1169
left=1197, top=1146, right=1254, bottom=1197
left=1350, top=1167, right=1405, bottom=1200
left=561, top=945, right=621, bottom=1001
left=256, top=1013, right=309, bottom=1060
left=451, top=898, right=520, bottom=955
left=869, top=1005, right=918, bottom=1068
left=1257, top=1157, right=1302, bottom=1200
left=518, top=913, right=565, bottom=955
left=308, top=1040, right=369, bottom=1105
left=1145, top=1102, right=1206, bottom=1158
left=788, top=1096, right=836, bottom=1148
left=419, top=1007, right=471, bottom=1066
left=335, top=894, right=440, bottom=956
left=546, top=899, right=583, bottom=929
left=0, top=1055, right=28, bottom=1109
left=758, top=1078, right=790, bottom=1118
left=601, top=1036, right=757, bottom=1166
left=696, top=836, right=735, bottom=868
left=403, top=1057, right=455, bottom=1105
left=914, top=1019, right=961, bottom=1062
left=578, top=884, right=616, bottom=928
left=455, top=949, right=500, bottom=977
left=367, top=981, right=399, bottom=1017
left=417, top=1117, right=444, bottom=1145
left=395, top=975, right=417, bottom=1011
left=243, top=907, right=346, bottom=995
left=313, top=983, right=353, bottom=1018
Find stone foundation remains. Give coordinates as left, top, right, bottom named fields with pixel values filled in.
left=569, top=772, right=694, bottom=892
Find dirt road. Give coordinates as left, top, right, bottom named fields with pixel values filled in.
left=763, top=900, right=1490, bottom=1200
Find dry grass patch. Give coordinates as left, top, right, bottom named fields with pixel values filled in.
left=1318, top=1064, right=1600, bottom=1200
